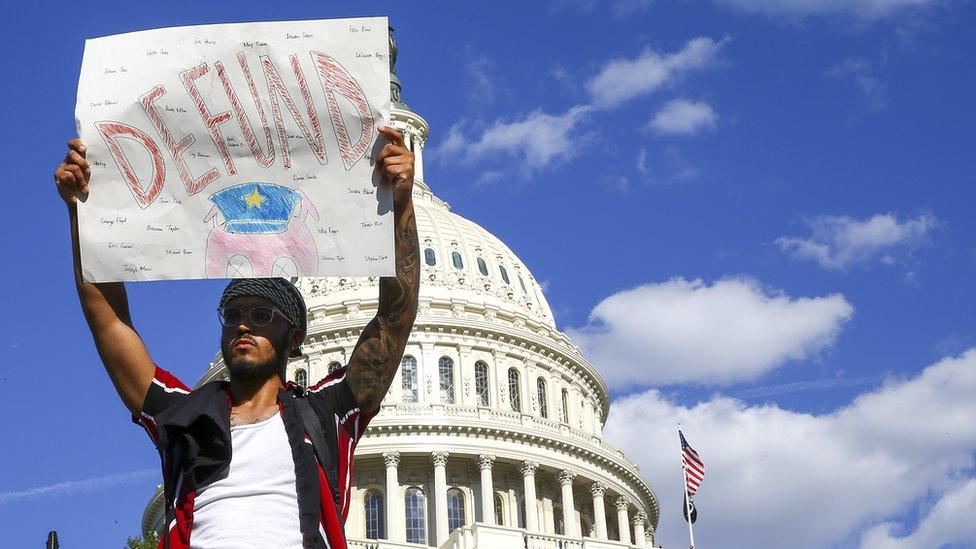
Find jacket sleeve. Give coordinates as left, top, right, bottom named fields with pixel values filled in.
left=132, top=365, right=191, bottom=447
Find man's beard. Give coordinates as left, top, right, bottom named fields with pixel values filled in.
left=222, top=333, right=289, bottom=381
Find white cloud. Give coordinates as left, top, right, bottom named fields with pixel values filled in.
left=777, top=213, right=937, bottom=270
left=466, top=55, right=501, bottom=107
left=604, top=349, right=976, bottom=549
left=714, top=0, right=939, bottom=18
left=826, top=58, right=887, bottom=111
left=860, top=479, right=976, bottom=548
left=0, top=469, right=156, bottom=504
left=568, top=277, right=853, bottom=388
left=636, top=148, right=648, bottom=174
left=432, top=106, right=592, bottom=173
left=586, top=37, right=727, bottom=109
left=649, top=99, right=718, bottom=135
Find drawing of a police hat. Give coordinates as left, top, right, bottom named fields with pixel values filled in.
left=209, top=183, right=302, bottom=235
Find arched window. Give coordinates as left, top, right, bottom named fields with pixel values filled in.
left=493, top=493, right=505, bottom=526
left=405, top=487, right=427, bottom=544
left=508, top=368, right=521, bottom=412
left=439, top=357, right=455, bottom=404
left=518, top=275, right=527, bottom=294
left=474, top=361, right=490, bottom=407
left=499, top=265, right=510, bottom=285
left=476, top=257, right=488, bottom=276
left=561, top=388, right=570, bottom=424
left=328, top=361, right=342, bottom=374
left=364, top=489, right=385, bottom=539
left=451, top=251, right=464, bottom=270
left=424, top=247, right=436, bottom=266
left=401, top=356, right=418, bottom=403
left=293, top=368, right=308, bottom=388
left=447, top=487, right=465, bottom=533
left=536, top=378, right=548, bottom=419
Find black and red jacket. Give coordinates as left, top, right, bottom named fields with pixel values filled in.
left=134, top=365, right=370, bottom=549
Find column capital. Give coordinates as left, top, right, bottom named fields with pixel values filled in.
left=557, top=470, right=577, bottom=486
left=589, top=482, right=606, bottom=498
left=478, top=454, right=496, bottom=470
left=633, top=510, right=648, bottom=526
left=615, top=496, right=631, bottom=511
left=431, top=451, right=450, bottom=467
left=519, top=460, right=539, bottom=476
left=383, top=451, right=401, bottom=468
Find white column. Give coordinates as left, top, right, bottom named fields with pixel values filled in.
left=478, top=454, right=496, bottom=525
left=615, top=496, right=631, bottom=545
left=558, top=470, right=578, bottom=537
left=433, top=451, right=450, bottom=545
left=413, top=133, right=425, bottom=182
left=590, top=482, right=608, bottom=540
left=383, top=451, right=402, bottom=542
left=420, top=342, right=437, bottom=404
left=520, top=461, right=540, bottom=532
left=633, top=511, right=648, bottom=547
left=541, top=483, right=555, bottom=533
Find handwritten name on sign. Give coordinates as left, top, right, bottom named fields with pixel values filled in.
left=75, top=17, right=394, bottom=282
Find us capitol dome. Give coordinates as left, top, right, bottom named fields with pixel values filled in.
left=143, top=28, right=660, bottom=549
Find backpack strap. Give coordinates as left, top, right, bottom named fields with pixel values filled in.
left=293, top=395, right=343, bottom=521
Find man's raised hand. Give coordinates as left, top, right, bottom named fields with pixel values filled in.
left=375, top=125, right=415, bottom=203
left=54, top=139, right=91, bottom=206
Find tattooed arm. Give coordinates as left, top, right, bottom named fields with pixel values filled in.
left=345, top=126, right=420, bottom=416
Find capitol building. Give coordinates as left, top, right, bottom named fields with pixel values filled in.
left=143, top=30, right=660, bottom=549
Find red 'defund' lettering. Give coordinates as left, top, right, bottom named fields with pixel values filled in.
left=311, top=51, right=374, bottom=171
left=214, top=53, right=276, bottom=169
left=95, top=121, right=167, bottom=208
left=140, top=85, right=220, bottom=196
left=181, top=63, right=236, bottom=176
left=260, top=54, right=329, bottom=170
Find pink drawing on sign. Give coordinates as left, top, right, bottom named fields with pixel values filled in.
left=204, top=185, right=320, bottom=278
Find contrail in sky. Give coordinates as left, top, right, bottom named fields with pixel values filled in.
left=0, top=468, right=157, bottom=504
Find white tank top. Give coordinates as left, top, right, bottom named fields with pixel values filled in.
left=190, top=412, right=303, bottom=549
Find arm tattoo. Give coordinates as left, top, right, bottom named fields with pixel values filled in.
left=346, top=195, right=420, bottom=415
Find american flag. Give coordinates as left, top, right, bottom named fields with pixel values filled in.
left=680, top=430, right=705, bottom=497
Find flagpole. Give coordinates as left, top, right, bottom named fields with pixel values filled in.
left=680, top=430, right=697, bottom=549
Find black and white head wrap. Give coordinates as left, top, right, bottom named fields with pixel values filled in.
left=219, top=278, right=307, bottom=357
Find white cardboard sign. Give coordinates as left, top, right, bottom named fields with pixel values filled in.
left=75, top=17, right=394, bottom=282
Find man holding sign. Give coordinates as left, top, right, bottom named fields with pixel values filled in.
left=53, top=121, right=418, bottom=548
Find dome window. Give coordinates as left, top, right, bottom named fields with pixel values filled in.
left=447, top=487, right=466, bottom=532
left=364, top=489, right=385, bottom=539
left=294, top=368, right=307, bottom=389
left=328, top=361, right=342, bottom=374
left=401, top=356, right=418, bottom=403
left=536, top=378, right=548, bottom=419
left=424, top=247, right=437, bottom=266
left=493, top=493, right=506, bottom=526
left=439, top=356, right=456, bottom=404
left=477, top=257, right=488, bottom=276
left=405, top=487, right=427, bottom=543
left=508, top=368, right=521, bottom=412
left=561, top=388, right=570, bottom=424
left=474, top=361, right=490, bottom=406
left=518, top=275, right=527, bottom=294
left=451, top=251, right=464, bottom=270
left=499, top=265, right=510, bottom=285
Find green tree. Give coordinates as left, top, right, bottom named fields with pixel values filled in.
left=124, top=531, right=158, bottom=549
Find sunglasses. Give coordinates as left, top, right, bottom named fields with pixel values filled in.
left=217, top=306, right=289, bottom=327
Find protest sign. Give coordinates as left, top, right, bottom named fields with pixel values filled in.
left=75, top=17, right=394, bottom=282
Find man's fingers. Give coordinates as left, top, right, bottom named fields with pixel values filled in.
left=68, top=138, right=87, bottom=157
left=64, top=164, right=89, bottom=193
left=68, top=150, right=91, bottom=173
left=55, top=166, right=76, bottom=186
left=377, top=125, right=405, bottom=148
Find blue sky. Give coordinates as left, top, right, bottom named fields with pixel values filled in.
left=2, top=0, right=975, bottom=547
